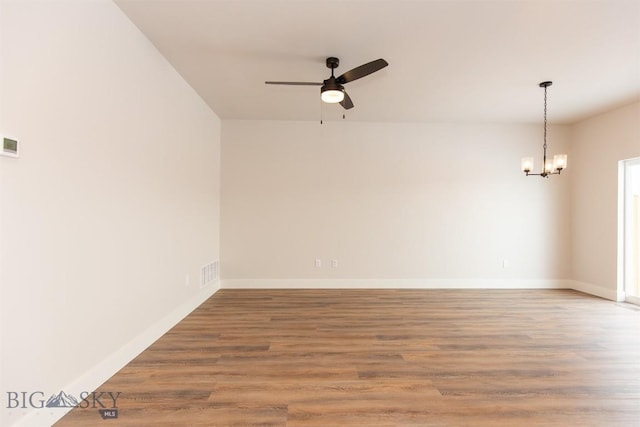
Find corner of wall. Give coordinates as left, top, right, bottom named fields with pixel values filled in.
left=567, top=280, right=621, bottom=301
left=8, top=285, right=220, bottom=427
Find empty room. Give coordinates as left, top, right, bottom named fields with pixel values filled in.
left=1, top=0, right=639, bottom=426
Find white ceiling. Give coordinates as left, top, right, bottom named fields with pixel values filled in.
left=115, top=0, right=640, bottom=124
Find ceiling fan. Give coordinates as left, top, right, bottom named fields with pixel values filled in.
left=265, top=57, right=389, bottom=110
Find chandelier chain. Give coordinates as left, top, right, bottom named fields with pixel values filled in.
left=543, top=85, right=548, bottom=152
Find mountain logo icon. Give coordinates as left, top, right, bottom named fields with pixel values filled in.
left=45, top=391, right=79, bottom=408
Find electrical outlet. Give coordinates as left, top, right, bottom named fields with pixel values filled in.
left=315, top=258, right=322, bottom=268
left=503, top=259, right=509, bottom=269
left=331, top=259, right=338, bottom=268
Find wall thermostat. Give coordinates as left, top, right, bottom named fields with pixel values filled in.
left=1, top=135, right=19, bottom=158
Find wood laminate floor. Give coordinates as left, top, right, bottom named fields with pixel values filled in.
left=56, top=289, right=640, bottom=426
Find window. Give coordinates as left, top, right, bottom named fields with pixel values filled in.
left=619, top=157, right=640, bottom=304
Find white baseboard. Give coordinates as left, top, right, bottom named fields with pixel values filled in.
left=567, top=280, right=620, bottom=301
left=223, top=279, right=622, bottom=301
left=9, top=284, right=220, bottom=427
left=625, top=294, right=640, bottom=305
left=221, top=278, right=572, bottom=290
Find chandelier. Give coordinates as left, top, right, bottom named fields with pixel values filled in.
left=521, top=81, right=567, bottom=177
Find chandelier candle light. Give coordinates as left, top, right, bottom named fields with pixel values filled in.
left=521, top=81, right=567, bottom=177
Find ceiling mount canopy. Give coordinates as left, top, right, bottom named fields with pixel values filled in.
left=521, top=81, right=567, bottom=178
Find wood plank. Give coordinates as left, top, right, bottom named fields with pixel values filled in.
left=55, top=289, right=640, bottom=426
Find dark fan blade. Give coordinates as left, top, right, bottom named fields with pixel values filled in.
left=265, top=81, right=322, bottom=86
left=336, top=59, right=388, bottom=84
left=340, top=91, right=354, bottom=110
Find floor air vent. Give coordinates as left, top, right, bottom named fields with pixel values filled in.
left=200, top=261, right=219, bottom=288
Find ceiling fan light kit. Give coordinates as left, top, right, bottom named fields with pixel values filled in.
left=521, top=81, right=567, bottom=178
left=320, top=88, right=344, bottom=103
left=266, top=56, right=388, bottom=111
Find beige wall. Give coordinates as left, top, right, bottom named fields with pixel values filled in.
left=0, top=1, right=220, bottom=425
left=1, top=1, right=636, bottom=425
left=570, top=102, right=640, bottom=299
left=221, top=120, right=572, bottom=287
